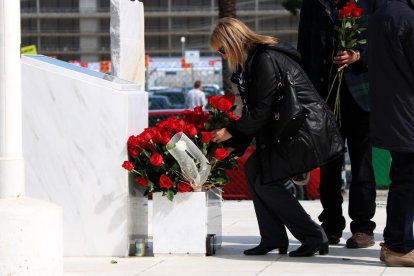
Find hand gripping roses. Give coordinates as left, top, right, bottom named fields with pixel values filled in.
left=122, top=95, right=239, bottom=201
left=326, top=1, right=366, bottom=123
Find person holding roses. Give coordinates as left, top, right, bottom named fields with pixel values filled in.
left=297, top=0, right=384, bottom=249
left=209, top=18, right=345, bottom=257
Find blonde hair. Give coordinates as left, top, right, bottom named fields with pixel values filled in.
left=209, top=18, right=278, bottom=71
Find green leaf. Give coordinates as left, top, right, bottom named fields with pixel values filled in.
left=345, top=22, right=352, bottom=29
left=358, top=39, right=367, bottom=44
left=141, top=148, right=151, bottom=158
left=166, top=143, right=175, bottom=150
left=214, top=177, right=229, bottom=184
left=166, top=190, right=174, bottom=201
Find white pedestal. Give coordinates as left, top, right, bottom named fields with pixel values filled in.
left=0, top=197, right=62, bottom=275
left=152, top=190, right=222, bottom=255
left=21, top=55, right=148, bottom=256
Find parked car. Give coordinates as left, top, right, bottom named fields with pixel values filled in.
left=148, top=95, right=174, bottom=110
left=202, top=84, right=223, bottom=96
left=150, top=88, right=185, bottom=109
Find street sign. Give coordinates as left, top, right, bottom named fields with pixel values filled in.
left=21, top=45, right=37, bottom=55
left=185, top=50, right=200, bottom=64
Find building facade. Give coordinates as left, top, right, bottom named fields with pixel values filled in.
left=21, top=0, right=299, bottom=62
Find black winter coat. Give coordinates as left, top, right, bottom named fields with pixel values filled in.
left=227, top=43, right=344, bottom=184
left=368, top=0, right=414, bottom=152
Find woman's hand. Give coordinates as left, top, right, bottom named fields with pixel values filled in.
left=211, top=128, right=232, bottom=143
left=333, top=50, right=360, bottom=71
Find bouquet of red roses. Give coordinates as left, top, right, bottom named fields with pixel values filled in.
left=122, top=95, right=239, bottom=201
left=327, top=1, right=365, bottom=122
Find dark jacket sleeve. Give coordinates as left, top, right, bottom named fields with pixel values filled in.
left=355, top=0, right=385, bottom=68
left=226, top=52, right=279, bottom=138
left=222, top=135, right=253, bottom=157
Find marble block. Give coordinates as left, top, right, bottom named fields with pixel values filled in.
left=152, top=190, right=222, bottom=255
left=110, top=0, right=145, bottom=85
left=21, top=55, right=148, bottom=257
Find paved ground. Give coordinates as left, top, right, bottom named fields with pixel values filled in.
left=64, top=190, right=413, bottom=275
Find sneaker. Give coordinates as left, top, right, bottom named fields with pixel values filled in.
left=380, top=243, right=414, bottom=267
left=346, top=232, right=375, bottom=248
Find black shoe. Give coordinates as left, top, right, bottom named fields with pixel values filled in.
left=327, top=234, right=341, bottom=245
left=288, top=242, right=329, bottom=257
left=243, top=244, right=288, bottom=255
left=322, top=229, right=342, bottom=245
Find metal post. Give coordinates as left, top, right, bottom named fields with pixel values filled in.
left=181, top=36, right=186, bottom=58
left=181, top=36, right=186, bottom=87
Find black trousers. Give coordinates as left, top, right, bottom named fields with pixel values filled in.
left=245, top=151, right=327, bottom=246
left=319, top=85, right=376, bottom=237
left=384, top=151, right=414, bottom=253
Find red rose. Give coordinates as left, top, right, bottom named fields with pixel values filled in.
left=338, top=10, right=345, bottom=19
left=224, top=95, right=236, bottom=105
left=122, top=161, right=134, bottom=171
left=177, top=182, right=193, bottom=192
left=215, top=148, right=229, bottom=161
left=228, top=112, right=240, bottom=120
left=351, top=7, right=363, bottom=17
left=184, top=124, right=198, bottom=137
left=343, top=7, right=352, bottom=17
left=182, top=109, right=193, bottom=122
left=152, top=131, right=163, bottom=143
left=194, top=106, right=203, bottom=115
left=161, top=135, right=171, bottom=145
left=127, top=135, right=139, bottom=148
left=345, top=2, right=357, bottom=8
left=149, top=153, right=163, bottom=167
left=137, top=135, right=152, bottom=150
left=159, top=175, right=173, bottom=189
left=201, top=132, right=212, bottom=143
left=143, top=128, right=156, bottom=140
left=217, top=97, right=233, bottom=112
left=135, top=177, right=148, bottom=187
left=128, top=148, right=139, bottom=157
left=208, top=96, right=219, bottom=108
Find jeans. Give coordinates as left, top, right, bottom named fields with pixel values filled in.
left=319, top=85, right=376, bottom=237
left=384, top=151, right=414, bottom=253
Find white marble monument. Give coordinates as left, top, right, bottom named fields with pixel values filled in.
left=22, top=55, right=148, bottom=256
left=0, top=0, right=63, bottom=275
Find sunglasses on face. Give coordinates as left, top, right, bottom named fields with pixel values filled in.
left=217, top=47, right=225, bottom=55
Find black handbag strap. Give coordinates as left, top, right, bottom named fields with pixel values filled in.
left=263, top=50, right=286, bottom=119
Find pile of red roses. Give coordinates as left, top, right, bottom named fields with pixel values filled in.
left=122, top=95, right=239, bottom=201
